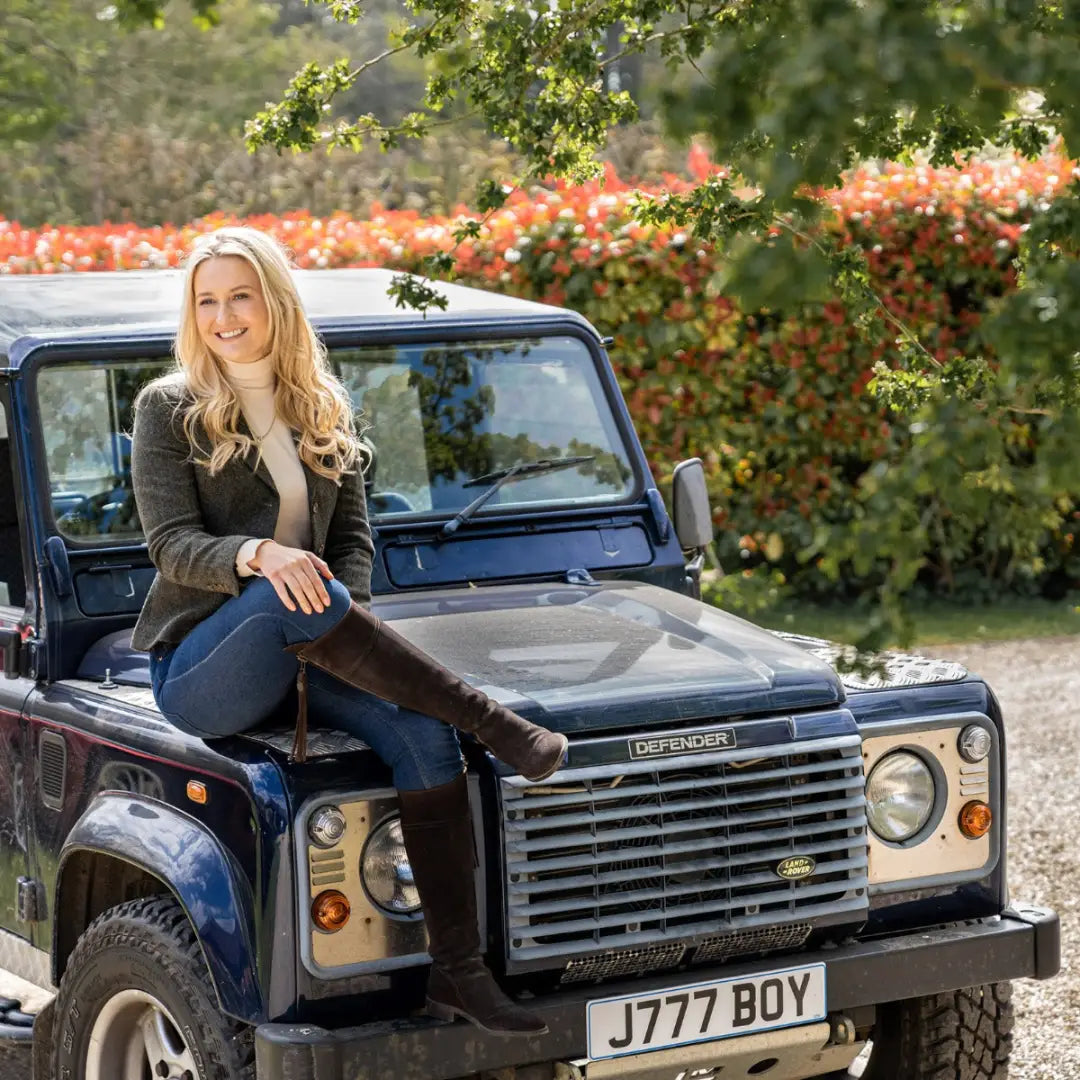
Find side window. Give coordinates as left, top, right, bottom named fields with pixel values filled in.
left=0, top=402, right=26, bottom=609
left=37, top=360, right=168, bottom=543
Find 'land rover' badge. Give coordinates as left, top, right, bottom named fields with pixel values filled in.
left=775, top=856, right=816, bottom=880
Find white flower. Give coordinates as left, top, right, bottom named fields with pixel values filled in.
left=504, top=248, right=522, bottom=263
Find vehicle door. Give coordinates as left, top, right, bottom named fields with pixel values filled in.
left=0, top=381, right=37, bottom=938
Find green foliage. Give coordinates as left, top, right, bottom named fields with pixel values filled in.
left=214, top=0, right=1080, bottom=640
left=327, top=156, right=1074, bottom=620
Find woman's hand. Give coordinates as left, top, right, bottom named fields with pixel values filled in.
left=249, top=541, right=333, bottom=614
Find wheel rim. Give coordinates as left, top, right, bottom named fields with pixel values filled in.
left=85, top=988, right=200, bottom=1080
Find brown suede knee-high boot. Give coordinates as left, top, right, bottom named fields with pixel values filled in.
left=286, top=602, right=567, bottom=780
left=398, top=774, right=548, bottom=1036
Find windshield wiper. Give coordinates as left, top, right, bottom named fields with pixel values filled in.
left=436, top=455, right=595, bottom=541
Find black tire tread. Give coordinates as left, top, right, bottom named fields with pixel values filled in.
left=863, top=982, right=1012, bottom=1080
left=57, top=893, right=254, bottom=1080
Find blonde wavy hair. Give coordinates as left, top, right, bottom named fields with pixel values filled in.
left=155, top=226, right=360, bottom=483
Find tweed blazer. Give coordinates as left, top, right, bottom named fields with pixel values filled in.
left=130, top=378, right=374, bottom=653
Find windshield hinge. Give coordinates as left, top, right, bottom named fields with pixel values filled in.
left=565, top=568, right=598, bottom=586
left=645, top=488, right=671, bottom=543
left=43, top=536, right=72, bottom=598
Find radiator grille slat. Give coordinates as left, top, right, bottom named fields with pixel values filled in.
left=500, top=729, right=867, bottom=967
left=511, top=816, right=865, bottom=880
left=506, top=776, right=861, bottom=832
left=509, top=792, right=866, bottom=853
left=509, top=756, right=857, bottom=813
left=510, top=832, right=864, bottom=901
left=512, top=857, right=868, bottom=918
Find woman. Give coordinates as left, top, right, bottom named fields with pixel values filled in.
left=130, top=226, right=566, bottom=1037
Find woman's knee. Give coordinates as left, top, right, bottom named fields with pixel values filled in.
left=244, top=572, right=351, bottom=638
left=324, top=576, right=352, bottom=616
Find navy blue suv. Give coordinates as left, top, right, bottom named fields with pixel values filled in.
left=0, top=269, right=1058, bottom=1080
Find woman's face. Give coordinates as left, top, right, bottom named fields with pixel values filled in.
left=193, top=255, right=272, bottom=364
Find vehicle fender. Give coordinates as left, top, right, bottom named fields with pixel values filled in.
left=56, top=792, right=262, bottom=1021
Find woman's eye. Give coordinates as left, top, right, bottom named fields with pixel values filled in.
left=198, top=298, right=215, bottom=306
left=232, top=292, right=250, bottom=301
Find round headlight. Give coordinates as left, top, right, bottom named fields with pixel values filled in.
left=361, top=817, right=421, bottom=917
left=958, top=724, right=992, bottom=763
left=866, top=751, right=936, bottom=842
left=308, top=805, right=347, bottom=848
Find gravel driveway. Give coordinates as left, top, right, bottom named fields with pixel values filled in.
left=931, top=637, right=1078, bottom=1080
left=0, top=636, right=1073, bottom=1079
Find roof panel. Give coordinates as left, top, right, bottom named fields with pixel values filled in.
left=0, top=268, right=566, bottom=355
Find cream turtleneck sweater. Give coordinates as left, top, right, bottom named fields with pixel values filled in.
left=221, top=356, right=313, bottom=575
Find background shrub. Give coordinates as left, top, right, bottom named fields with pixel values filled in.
left=2, top=153, right=1074, bottom=602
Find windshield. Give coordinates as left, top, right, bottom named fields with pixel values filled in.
left=338, top=337, right=633, bottom=518
left=37, top=335, right=635, bottom=543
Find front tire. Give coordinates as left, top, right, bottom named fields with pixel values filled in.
left=841, top=983, right=1013, bottom=1079
left=53, top=895, right=253, bottom=1080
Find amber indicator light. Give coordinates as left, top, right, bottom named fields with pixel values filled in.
left=312, top=890, right=351, bottom=933
left=186, top=780, right=208, bottom=805
left=959, top=800, right=992, bottom=839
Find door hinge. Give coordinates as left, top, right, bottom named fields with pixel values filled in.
left=23, top=637, right=43, bottom=681
left=16, top=877, right=45, bottom=923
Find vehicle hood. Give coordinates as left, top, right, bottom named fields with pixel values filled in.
left=82, top=581, right=844, bottom=733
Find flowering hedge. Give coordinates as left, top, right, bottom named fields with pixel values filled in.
left=2, top=153, right=1075, bottom=599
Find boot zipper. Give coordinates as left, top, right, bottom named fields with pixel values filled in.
left=291, top=657, right=309, bottom=763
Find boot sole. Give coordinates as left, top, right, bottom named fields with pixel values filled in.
left=522, top=734, right=569, bottom=783
left=426, top=997, right=550, bottom=1037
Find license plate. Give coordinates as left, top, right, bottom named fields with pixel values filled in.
left=586, top=962, right=826, bottom=1060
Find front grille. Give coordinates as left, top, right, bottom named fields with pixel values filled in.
left=500, top=731, right=866, bottom=967
left=692, top=922, right=812, bottom=965
left=557, top=923, right=812, bottom=985
left=562, top=943, right=686, bottom=984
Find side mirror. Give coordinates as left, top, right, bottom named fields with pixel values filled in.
left=671, top=458, right=714, bottom=550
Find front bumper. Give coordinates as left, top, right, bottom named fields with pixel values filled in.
left=255, top=904, right=1059, bottom=1080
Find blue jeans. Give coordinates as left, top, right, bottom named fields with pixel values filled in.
left=148, top=577, right=463, bottom=791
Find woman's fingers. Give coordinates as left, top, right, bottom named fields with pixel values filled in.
left=309, top=553, right=334, bottom=581
left=260, top=545, right=333, bottom=613
left=305, top=554, right=334, bottom=602
left=270, top=575, right=297, bottom=613
left=283, top=562, right=328, bottom=615
left=300, top=560, right=330, bottom=611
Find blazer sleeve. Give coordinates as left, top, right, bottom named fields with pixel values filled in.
left=322, top=461, right=374, bottom=608
left=131, top=386, right=261, bottom=595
